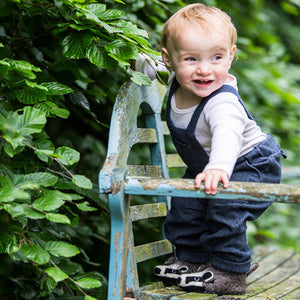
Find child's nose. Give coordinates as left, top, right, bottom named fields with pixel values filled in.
left=196, top=62, right=210, bottom=75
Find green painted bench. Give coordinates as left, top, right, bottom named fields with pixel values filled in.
left=99, top=80, right=300, bottom=300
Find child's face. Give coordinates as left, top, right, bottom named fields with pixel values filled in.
left=162, top=24, right=236, bottom=102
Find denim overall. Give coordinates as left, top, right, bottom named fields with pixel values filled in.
left=164, top=79, right=286, bottom=273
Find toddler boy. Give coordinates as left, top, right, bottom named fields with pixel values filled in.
left=136, top=3, right=286, bottom=295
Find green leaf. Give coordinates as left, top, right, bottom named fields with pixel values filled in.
left=105, top=39, right=138, bottom=60
left=96, top=9, right=124, bottom=21
left=56, top=146, right=80, bottom=165
left=131, top=71, right=152, bottom=86
left=61, top=32, right=93, bottom=59
left=87, top=42, right=117, bottom=69
left=41, top=82, right=73, bottom=95
left=72, top=175, right=92, bottom=189
left=46, top=213, right=71, bottom=224
left=20, top=244, right=50, bottom=264
left=0, top=236, right=19, bottom=254
left=45, top=267, right=68, bottom=282
left=40, top=275, right=57, bottom=297
left=34, top=101, right=70, bottom=119
left=17, top=106, right=47, bottom=135
left=14, top=172, right=58, bottom=187
left=0, top=60, right=10, bottom=77
left=0, top=176, right=30, bottom=202
left=76, top=277, right=102, bottom=289
left=33, top=190, right=65, bottom=211
left=16, top=81, right=48, bottom=104
left=77, top=201, right=97, bottom=212
left=85, top=296, right=98, bottom=300
left=4, top=203, right=26, bottom=218
left=2, top=107, right=46, bottom=150
left=23, top=206, right=46, bottom=220
left=45, top=241, right=80, bottom=257
left=6, top=58, right=41, bottom=79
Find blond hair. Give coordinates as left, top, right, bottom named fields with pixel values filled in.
left=161, top=3, right=237, bottom=48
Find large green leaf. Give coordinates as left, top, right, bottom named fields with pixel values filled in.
left=45, top=267, right=68, bottom=282
left=0, top=176, right=30, bottom=202
left=40, top=82, right=73, bottom=96
left=33, top=191, right=65, bottom=211
left=61, top=31, right=93, bottom=59
left=105, top=39, right=138, bottom=61
left=46, top=213, right=71, bottom=224
left=45, top=241, right=80, bottom=257
left=130, top=71, right=152, bottom=86
left=32, top=190, right=82, bottom=212
left=2, top=107, right=46, bottom=150
left=34, top=101, right=70, bottom=119
left=20, top=244, right=50, bottom=265
left=23, top=206, right=46, bottom=220
left=16, top=106, right=47, bottom=136
left=76, top=277, right=102, bottom=289
left=55, top=146, right=80, bottom=165
left=16, top=80, right=48, bottom=104
left=72, top=175, right=92, bottom=189
left=86, top=42, right=117, bottom=69
left=14, top=172, right=58, bottom=187
left=77, top=201, right=97, bottom=212
left=4, top=203, right=26, bottom=218
left=5, top=58, right=41, bottom=79
left=96, top=9, right=124, bottom=21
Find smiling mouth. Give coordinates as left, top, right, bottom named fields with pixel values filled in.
left=194, top=79, right=213, bottom=85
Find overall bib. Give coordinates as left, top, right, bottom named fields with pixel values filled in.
left=164, top=79, right=286, bottom=273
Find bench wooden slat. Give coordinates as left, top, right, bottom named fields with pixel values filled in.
left=166, top=154, right=186, bottom=168
left=162, top=121, right=169, bottom=135
left=127, top=165, right=162, bottom=177
left=130, top=202, right=167, bottom=222
left=248, top=248, right=296, bottom=283
left=134, top=239, right=173, bottom=263
left=247, top=252, right=300, bottom=299
left=137, top=128, right=158, bottom=143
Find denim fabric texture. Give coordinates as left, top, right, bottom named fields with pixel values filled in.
left=164, top=79, right=286, bottom=273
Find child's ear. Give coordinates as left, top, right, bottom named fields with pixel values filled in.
left=229, top=44, right=237, bottom=63
left=161, top=48, right=172, bottom=69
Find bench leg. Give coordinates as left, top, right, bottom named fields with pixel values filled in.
left=107, top=190, right=131, bottom=300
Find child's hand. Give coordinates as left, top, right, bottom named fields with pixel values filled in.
left=194, top=169, right=229, bottom=195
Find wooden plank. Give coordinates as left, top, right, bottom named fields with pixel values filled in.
left=162, top=121, right=169, bottom=135
left=137, top=128, right=158, bottom=144
left=134, top=239, right=173, bottom=263
left=130, top=202, right=168, bottom=222
left=246, top=252, right=300, bottom=299
left=128, top=165, right=162, bottom=177
left=247, top=248, right=296, bottom=284
left=166, top=154, right=186, bottom=168
left=124, top=177, right=300, bottom=204
left=137, top=285, right=186, bottom=300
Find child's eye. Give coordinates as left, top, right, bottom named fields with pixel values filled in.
left=185, top=57, right=196, bottom=61
left=212, top=55, right=222, bottom=62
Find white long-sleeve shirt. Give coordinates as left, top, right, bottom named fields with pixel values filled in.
left=136, top=54, right=266, bottom=177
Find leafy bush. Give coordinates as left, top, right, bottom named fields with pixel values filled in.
left=0, top=0, right=156, bottom=298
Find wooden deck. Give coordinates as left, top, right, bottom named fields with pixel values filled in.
left=135, top=247, right=300, bottom=300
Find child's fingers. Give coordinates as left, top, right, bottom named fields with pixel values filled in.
left=194, top=172, right=206, bottom=189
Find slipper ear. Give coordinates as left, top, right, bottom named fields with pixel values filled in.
left=179, top=266, right=189, bottom=273
left=202, top=271, right=214, bottom=282
left=246, top=263, right=259, bottom=277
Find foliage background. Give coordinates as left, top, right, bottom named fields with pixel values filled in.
left=0, top=0, right=299, bottom=299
